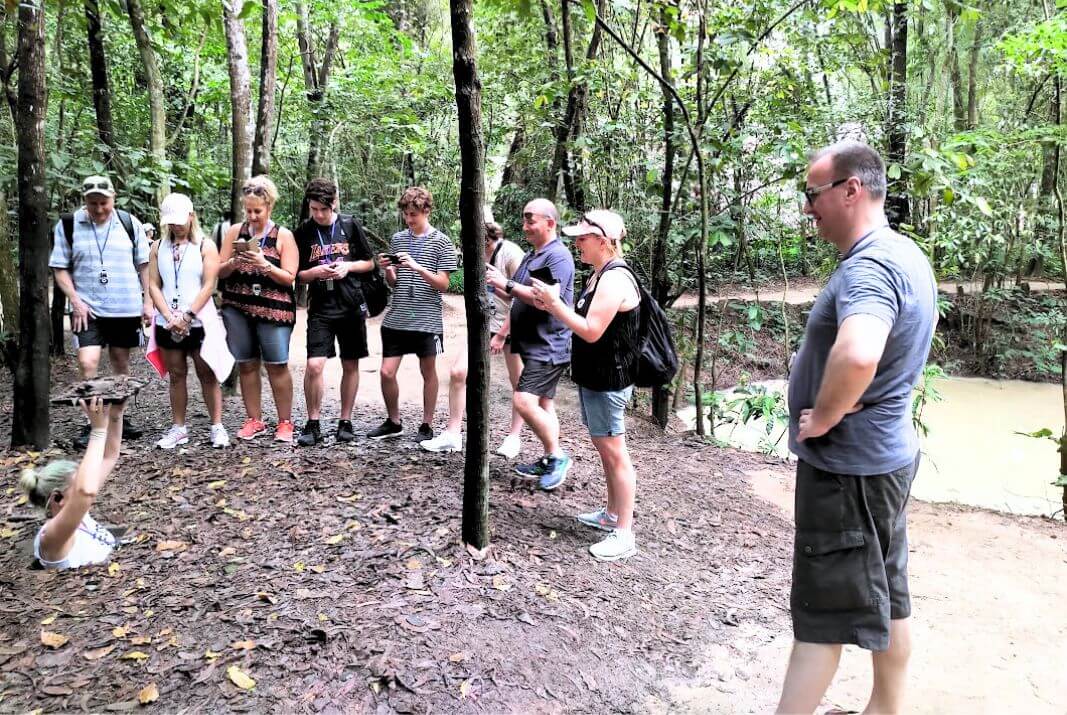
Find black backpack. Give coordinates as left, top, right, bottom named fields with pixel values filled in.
left=609, top=263, right=679, bottom=388
left=62, top=209, right=137, bottom=253
left=340, top=215, right=390, bottom=317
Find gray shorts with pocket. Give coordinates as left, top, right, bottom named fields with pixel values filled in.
left=790, top=454, right=919, bottom=651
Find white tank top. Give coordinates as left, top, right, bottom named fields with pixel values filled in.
left=33, top=513, right=115, bottom=570
left=155, top=238, right=205, bottom=327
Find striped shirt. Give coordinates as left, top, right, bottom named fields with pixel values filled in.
left=382, top=228, right=458, bottom=335
left=49, top=208, right=150, bottom=318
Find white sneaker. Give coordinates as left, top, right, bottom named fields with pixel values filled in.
left=420, top=430, right=462, bottom=453
left=494, top=434, right=521, bottom=459
left=589, top=529, right=637, bottom=562
left=576, top=507, right=619, bottom=532
left=156, top=425, right=189, bottom=450
left=210, top=424, right=230, bottom=449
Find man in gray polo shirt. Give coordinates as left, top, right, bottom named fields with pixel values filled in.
left=51, top=175, right=152, bottom=445
left=776, top=141, right=937, bottom=714
left=487, top=198, right=575, bottom=491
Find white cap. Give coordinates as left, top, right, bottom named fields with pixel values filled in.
left=159, top=193, right=194, bottom=226
left=142, top=223, right=155, bottom=233
left=561, top=209, right=627, bottom=241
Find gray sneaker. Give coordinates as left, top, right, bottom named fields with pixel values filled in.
left=576, top=507, right=618, bottom=531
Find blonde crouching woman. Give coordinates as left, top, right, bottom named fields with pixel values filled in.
left=19, top=398, right=124, bottom=569
left=531, top=210, right=641, bottom=562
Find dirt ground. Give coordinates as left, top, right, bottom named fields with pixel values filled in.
left=1, top=295, right=1065, bottom=713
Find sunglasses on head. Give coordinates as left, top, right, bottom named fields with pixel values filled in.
left=580, top=213, right=610, bottom=239
left=83, top=180, right=111, bottom=192
left=242, top=185, right=268, bottom=197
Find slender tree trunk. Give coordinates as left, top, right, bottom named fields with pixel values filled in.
left=0, top=7, right=19, bottom=129
left=222, top=0, right=253, bottom=222
left=126, top=0, right=168, bottom=202
left=84, top=0, right=118, bottom=175
left=252, top=0, right=278, bottom=176
left=966, top=21, right=982, bottom=129
left=13, top=0, right=50, bottom=449
left=499, top=124, right=526, bottom=188
left=651, top=5, right=676, bottom=429
left=1033, top=85, right=1059, bottom=277
left=449, top=0, right=490, bottom=550
left=946, top=0, right=966, bottom=132
left=0, top=191, right=17, bottom=338
left=296, top=2, right=338, bottom=186
left=886, top=0, right=910, bottom=229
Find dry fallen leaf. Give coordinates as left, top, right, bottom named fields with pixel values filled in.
left=108, top=562, right=121, bottom=576
left=129, top=636, right=152, bottom=646
left=310, top=564, right=326, bottom=574
left=292, top=561, right=305, bottom=572
left=112, top=626, right=128, bottom=639
left=156, top=628, right=172, bottom=637
left=207, top=480, right=226, bottom=490
left=40, top=613, right=58, bottom=626
left=405, top=558, right=422, bottom=570
left=40, top=631, right=69, bottom=649
left=121, top=651, right=150, bottom=661
left=227, top=665, right=256, bottom=690
left=155, top=540, right=187, bottom=553
left=0, top=526, right=19, bottom=539
left=492, top=575, right=512, bottom=592
left=256, top=592, right=277, bottom=605
left=460, top=679, right=471, bottom=698
left=324, top=534, right=344, bottom=545
left=204, top=650, right=221, bottom=661
left=137, top=682, right=159, bottom=705
left=218, top=547, right=236, bottom=558
left=448, top=651, right=467, bottom=663
left=82, top=644, right=117, bottom=661
left=231, top=640, right=256, bottom=651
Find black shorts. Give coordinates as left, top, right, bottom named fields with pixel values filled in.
left=307, top=311, right=368, bottom=360
left=75, top=316, right=142, bottom=349
left=790, top=454, right=919, bottom=652
left=516, top=359, right=569, bottom=399
left=154, top=324, right=205, bottom=352
left=381, top=327, right=442, bottom=358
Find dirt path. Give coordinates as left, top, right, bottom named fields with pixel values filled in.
left=651, top=465, right=1067, bottom=714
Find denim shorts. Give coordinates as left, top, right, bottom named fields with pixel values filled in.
left=222, top=306, right=293, bottom=364
left=578, top=385, right=633, bottom=437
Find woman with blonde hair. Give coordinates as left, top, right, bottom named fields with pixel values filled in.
left=147, top=192, right=231, bottom=448
left=20, top=398, right=124, bottom=569
left=532, top=209, right=641, bottom=561
left=217, top=175, right=300, bottom=442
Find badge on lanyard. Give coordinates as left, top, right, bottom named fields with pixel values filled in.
left=99, top=269, right=109, bottom=285
left=252, top=283, right=262, bottom=297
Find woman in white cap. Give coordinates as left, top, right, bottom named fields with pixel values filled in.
left=147, top=192, right=229, bottom=448
left=19, top=397, right=124, bottom=569
left=531, top=209, right=641, bottom=562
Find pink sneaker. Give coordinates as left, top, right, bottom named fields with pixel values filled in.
left=237, top=418, right=267, bottom=440
left=274, top=420, right=295, bottom=443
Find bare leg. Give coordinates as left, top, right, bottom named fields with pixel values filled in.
left=445, top=346, right=468, bottom=434
left=418, top=355, right=439, bottom=425
left=504, top=348, right=524, bottom=437
left=264, top=362, right=293, bottom=422
left=77, top=346, right=103, bottom=380
left=864, top=618, right=911, bottom=714
left=776, top=641, right=843, bottom=714
left=304, top=357, right=327, bottom=420
left=514, top=391, right=560, bottom=456
left=591, top=434, right=636, bottom=528
left=339, top=359, right=360, bottom=420
left=238, top=360, right=263, bottom=421
left=108, top=346, right=131, bottom=375
left=191, top=352, right=222, bottom=424
left=161, top=348, right=189, bottom=425
left=380, top=356, right=402, bottom=422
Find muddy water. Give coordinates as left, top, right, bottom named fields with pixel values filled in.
left=678, top=376, right=1065, bottom=517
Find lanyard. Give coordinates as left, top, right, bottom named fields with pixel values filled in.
left=90, top=215, right=115, bottom=267
left=316, top=220, right=338, bottom=265
left=171, top=240, right=189, bottom=301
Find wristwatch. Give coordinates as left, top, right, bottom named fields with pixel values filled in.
left=505, top=279, right=515, bottom=295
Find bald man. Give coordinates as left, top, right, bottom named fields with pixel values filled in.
left=487, top=198, right=576, bottom=490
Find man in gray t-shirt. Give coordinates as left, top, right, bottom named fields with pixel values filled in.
left=777, top=141, right=937, bottom=714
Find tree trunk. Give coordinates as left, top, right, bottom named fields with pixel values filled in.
left=13, top=0, right=50, bottom=449
left=222, top=0, right=253, bottom=223
left=650, top=6, right=675, bottom=429
left=126, top=0, right=168, bottom=202
left=296, top=2, right=338, bottom=185
left=966, top=21, right=982, bottom=129
left=84, top=0, right=118, bottom=175
left=252, top=0, right=278, bottom=176
left=499, top=124, right=526, bottom=188
left=449, top=0, right=491, bottom=550
left=946, top=0, right=966, bottom=132
left=885, top=0, right=910, bottom=229
left=0, top=6, right=19, bottom=129
left=0, top=191, right=17, bottom=338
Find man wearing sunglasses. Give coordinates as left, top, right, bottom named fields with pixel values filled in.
left=777, top=141, right=937, bottom=714
left=50, top=175, right=152, bottom=447
left=486, top=198, right=575, bottom=490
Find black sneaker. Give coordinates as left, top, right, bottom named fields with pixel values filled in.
left=367, top=419, right=403, bottom=440
left=297, top=420, right=320, bottom=447
left=417, top=423, right=434, bottom=440
left=122, top=416, right=142, bottom=440
left=336, top=420, right=355, bottom=443
left=73, top=423, right=92, bottom=450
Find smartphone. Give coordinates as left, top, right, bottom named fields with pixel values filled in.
left=529, top=265, right=557, bottom=285
left=233, top=238, right=250, bottom=253
left=382, top=253, right=402, bottom=264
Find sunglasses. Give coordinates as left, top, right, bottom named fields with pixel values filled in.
left=242, top=185, right=268, bottom=197
left=83, top=180, right=112, bottom=192
left=802, top=178, right=849, bottom=206
left=580, top=213, right=611, bottom=239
